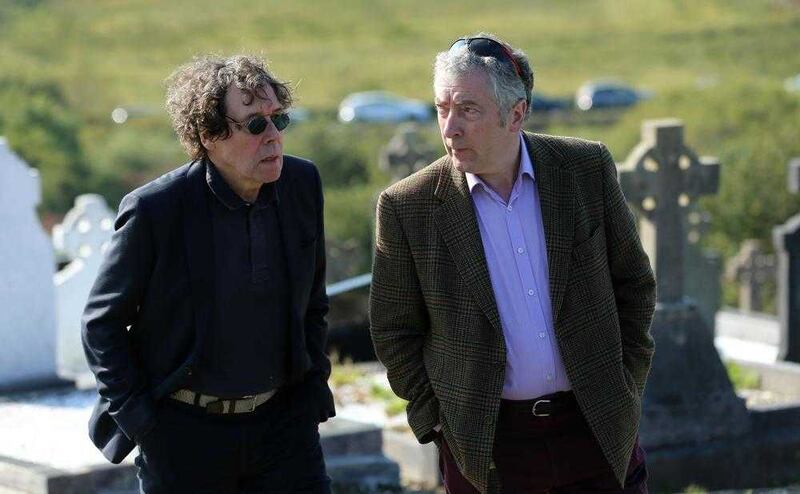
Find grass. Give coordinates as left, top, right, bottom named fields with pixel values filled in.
left=725, top=361, right=761, bottom=391
left=370, top=383, right=408, bottom=417
left=2, top=0, right=799, bottom=295
left=683, top=485, right=708, bottom=494
left=3, top=1, right=798, bottom=112
left=329, top=354, right=366, bottom=387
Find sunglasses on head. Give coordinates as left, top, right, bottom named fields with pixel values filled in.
left=449, top=37, right=528, bottom=100
left=226, top=112, right=290, bottom=135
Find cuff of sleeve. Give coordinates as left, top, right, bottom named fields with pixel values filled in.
left=407, top=387, right=440, bottom=444
left=305, top=373, right=336, bottom=422
left=110, top=394, right=157, bottom=442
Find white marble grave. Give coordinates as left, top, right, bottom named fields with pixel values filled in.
left=53, top=194, right=115, bottom=379
left=0, top=138, right=58, bottom=389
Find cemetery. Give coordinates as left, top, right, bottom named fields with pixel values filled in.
left=0, top=0, right=799, bottom=491
left=1, top=116, right=799, bottom=493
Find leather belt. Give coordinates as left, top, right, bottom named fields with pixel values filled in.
left=169, top=388, right=278, bottom=414
left=500, top=391, right=577, bottom=417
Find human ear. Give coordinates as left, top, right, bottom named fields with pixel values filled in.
left=508, top=99, right=527, bottom=132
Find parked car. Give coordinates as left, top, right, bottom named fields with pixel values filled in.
left=530, top=93, right=571, bottom=112
left=575, top=80, right=645, bottom=111
left=338, top=91, right=433, bottom=123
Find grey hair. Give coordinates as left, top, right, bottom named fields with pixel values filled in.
left=433, top=32, right=534, bottom=123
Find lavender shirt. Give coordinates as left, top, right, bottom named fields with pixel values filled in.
left=465, top=134, right=571, bottom=400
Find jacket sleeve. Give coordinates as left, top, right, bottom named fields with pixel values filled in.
left=599, top=142, right=657, bottom=398
left=304, top=166, right=335, bottom=421
left=81, top=193, right=156, bottom=442
left=369, top=191, right=439, bottom=444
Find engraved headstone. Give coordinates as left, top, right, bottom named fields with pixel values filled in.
left=725, top=239, right=776, bottom=313
left=773, top=159, right=800, bottom=362
left=0, top=138, right=58, bottom=390
left=52, top=194, right=115, bottom=379
left=618, top=120, right=749, bottom=448
left=788, top=157, right=800, bottom=194
left=379, top=123, right=439, bottom=182
left=684, top=209, right=722, bottom=331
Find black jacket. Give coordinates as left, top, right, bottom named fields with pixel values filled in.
left=82, top=156, right=335, bottom=463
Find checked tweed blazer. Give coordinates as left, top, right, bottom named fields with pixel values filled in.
left=369, top=132, right=656, bottom=493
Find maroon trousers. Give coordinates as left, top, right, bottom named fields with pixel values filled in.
left=438, top=392, right=647, bottom=493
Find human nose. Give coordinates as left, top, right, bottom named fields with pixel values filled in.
left=260, top=118, right=280, bottom=142
left=440, top=111, right=461, bottom=140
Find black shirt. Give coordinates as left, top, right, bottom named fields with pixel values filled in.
left=191, top=161, right=290, bottom=397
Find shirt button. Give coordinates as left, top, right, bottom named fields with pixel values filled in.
left=539, top=332, right=545, bottom=339
left=517, top=247, right=524, bottom=254
left=507, top=206, right=513, bottom=212
left=546, top=374, right=553, bottom=381
left=528, top=289, right=534, bottom=296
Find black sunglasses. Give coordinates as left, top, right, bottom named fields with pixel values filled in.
left=226, top=112, right=290, bottom=135
left=449, top=37, right=529, bottom=103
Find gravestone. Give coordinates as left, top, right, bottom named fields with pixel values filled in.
left=379, top=123, right=439, bottom=182
left=0, top=138, right=59, bottom=390
left=684, top=209, right=722, bottom=331
left=725, top=239, right=776, bottom=313
left=52, top=194, right=115, bottom=380
left=773, top=159, right=800, bottom=362
left=617, top=120, right=750, bottom=447
left=788, top=157, right=799, bottom=194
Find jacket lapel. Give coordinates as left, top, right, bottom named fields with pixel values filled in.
left=433, top=159, right=503, bottom=334
left=275, top=171, right=299, bottom=309
left=182, top=160, right=215, bottom=354
left=523, top=133, right=574, bottom=323
left=275, top=170, right=310, bottom=380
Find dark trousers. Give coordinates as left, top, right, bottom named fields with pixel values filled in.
left=135, top=386, right=330, bottom=494
left=439, top=392, right=647, bottom=493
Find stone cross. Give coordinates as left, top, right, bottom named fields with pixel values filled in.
left=725, top=239, right=776, bottom=313
left=0, top=138, right=58, bottom=390
left=52, top=194, right=114, bottom=262
left=52, top=194, right=115, bottom=379
left=379, top=123, right=439, bottom=182
left=618, top=119, right=720, bottom=304
left=618, top=121, right=750, bottom=449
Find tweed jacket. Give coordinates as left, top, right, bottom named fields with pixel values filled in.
left=369, top=132, right=656, bottom=493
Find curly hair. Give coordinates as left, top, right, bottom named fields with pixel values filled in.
left=165, top=54, right=293, bottom=159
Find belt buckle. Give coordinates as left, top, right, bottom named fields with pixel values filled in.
left=532, top=399, right=551, bottom=417
left=241, top=395, right=257, bottom=413
left=206, top=395, right=257, bottom=414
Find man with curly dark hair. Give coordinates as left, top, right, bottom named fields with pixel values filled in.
left=82, top=54, right=335, bottom=493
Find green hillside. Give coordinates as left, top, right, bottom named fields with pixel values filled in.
left=1, top=0, right=799, bottom=292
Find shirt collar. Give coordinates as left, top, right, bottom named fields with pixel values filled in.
left=206, top=159, right=278, bottom=210
left=465, top=133, right=535, bottom=194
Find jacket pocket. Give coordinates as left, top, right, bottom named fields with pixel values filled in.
left=571, top=224, right=604, bottom=260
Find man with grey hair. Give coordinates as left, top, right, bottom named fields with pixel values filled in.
left=82, top=55, right=334, bottom=493
left=370, top=34, right=655, bottom=493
